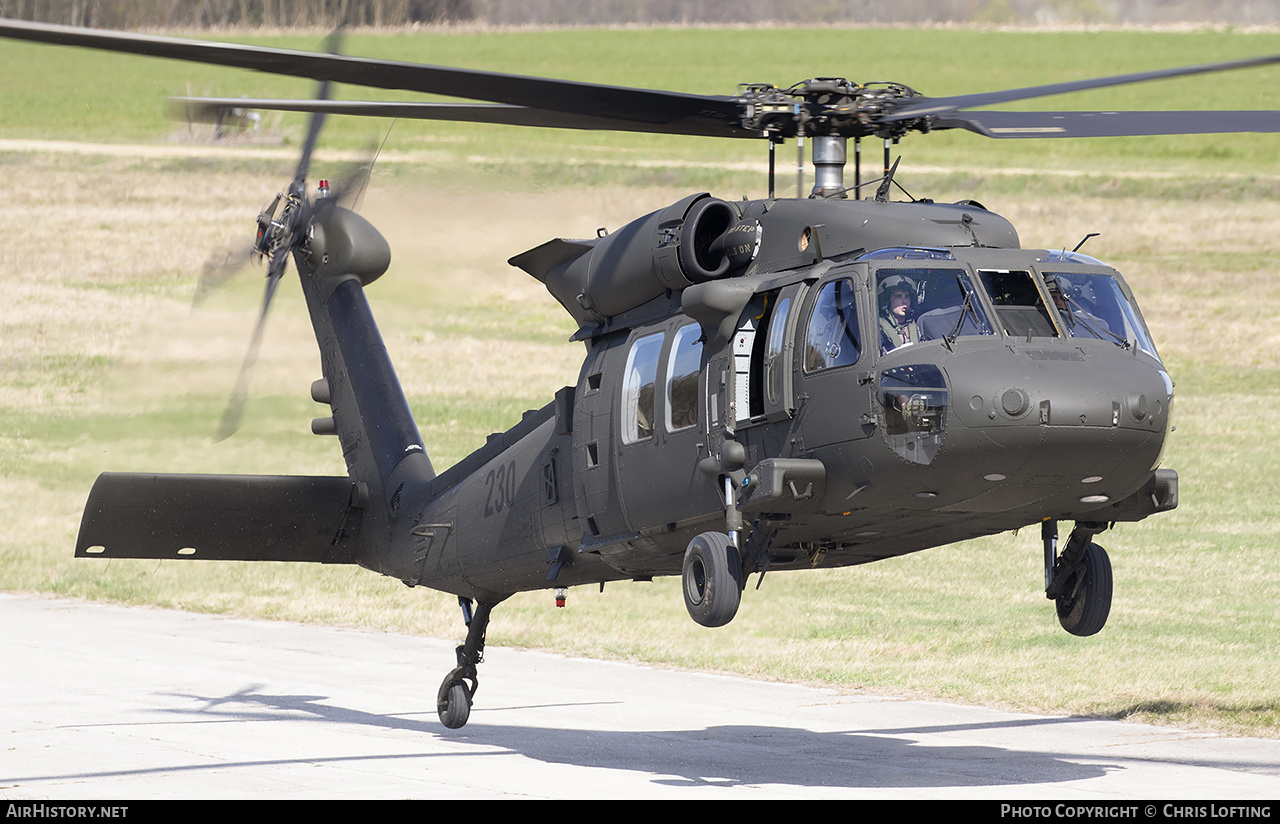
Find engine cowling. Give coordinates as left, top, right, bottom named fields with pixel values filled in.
left=510, top=193, right=756, bottom=327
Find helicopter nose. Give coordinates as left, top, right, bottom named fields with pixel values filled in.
left=906, top=347, right=1173, bottom=516
left=952, top=350, right=1171, bottom=433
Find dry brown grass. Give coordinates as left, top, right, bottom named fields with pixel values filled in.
left=3, top=144, right=1278, bottom=736
left=976, top=191, right=1280, bottom=368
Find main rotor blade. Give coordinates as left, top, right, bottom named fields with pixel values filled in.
left=169, top=97, right=761, bottom=139
left=888, top=53, right=1280, bottom=120
left=7, top=18, right=1276, bottom=144
left=935, top=109, right=1280, bottom=138
left=0, top=19, right=747, bottom=136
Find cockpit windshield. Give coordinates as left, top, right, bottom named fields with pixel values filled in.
left=857, top=254, right=1160, bottom=362
left=1040, top=271, right=1160, bottom=359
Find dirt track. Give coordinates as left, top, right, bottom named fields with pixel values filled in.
left=6, top=137, right=1274, bottom=181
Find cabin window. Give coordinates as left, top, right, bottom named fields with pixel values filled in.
left=978, top=269, right=1058, bottom=338
left=1041, top=271, right=1160, bottom=359
left=876, top=267, right=993, bottom=352
left=622, top=332, right=663, bottom=444
left=764, top=295, right=792, bottom=405
left=804, top=279, right=862, bottom=372
left=666, top=324, right=702, bottom=432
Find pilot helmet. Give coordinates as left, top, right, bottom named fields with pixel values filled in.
left=1045, top=275, right=1072, bottom=299
left=878, top=275, right=918, bottom=314
left=878, top=274, right=917, bottom=300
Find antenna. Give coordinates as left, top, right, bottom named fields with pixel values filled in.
left=1073, top=232, right=1101, bottom=252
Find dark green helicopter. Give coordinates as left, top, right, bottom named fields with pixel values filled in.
left=4, top=20, right=1277, bottom=729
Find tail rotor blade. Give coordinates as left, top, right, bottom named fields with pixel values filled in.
left=292, top=28, right=342, bottom=188
left=193, top=240, right=255, bottom=308
left=293, top=94, right=328, bottom=189
left=214, top=27, right=345, bottom=442
left=327, top=138, right=381, bottom=211
left=215, top=259, right=286, bottom=442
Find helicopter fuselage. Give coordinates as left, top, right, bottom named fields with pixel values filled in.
left=347, top=195, right=1177, bottom=603
left=75, top=194, right=1177, bottom=611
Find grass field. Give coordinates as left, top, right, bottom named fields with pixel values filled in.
left=1, top=25, right=1278, bottom=737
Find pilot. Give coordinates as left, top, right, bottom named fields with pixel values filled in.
left=878, top=274, right=920, bottom=353
left=1046, top=276, right=1071, bottom=313
left=1047, top=276, right=1109, bottom=338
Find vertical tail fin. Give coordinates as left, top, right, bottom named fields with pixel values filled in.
left=299, top=204, right=435, bottom=526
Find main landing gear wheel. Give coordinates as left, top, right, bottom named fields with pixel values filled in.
left=682, top=531, right=744, bottom=628
left=1055, top=541, right=1113, bottom=637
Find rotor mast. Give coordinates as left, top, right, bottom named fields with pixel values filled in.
left=746, top=80, right=921, bottom=201
left=810, top=135, right=848, bottom=199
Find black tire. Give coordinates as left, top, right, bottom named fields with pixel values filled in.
left=1056, top=542, right=1112, bottom=637
left=682, top=531, right=743, bottom=628
left=438, top=680, right=471, bottom=729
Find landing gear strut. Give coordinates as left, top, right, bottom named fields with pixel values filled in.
left=437, top=597, right=498, bottom=729
left=1044, top=520, right=1113, bottom=637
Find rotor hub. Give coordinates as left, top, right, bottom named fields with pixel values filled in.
left=740, top=80, right=923, bottom=139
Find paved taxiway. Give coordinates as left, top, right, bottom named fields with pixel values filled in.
left=2, top=592, right=1278, bottom=799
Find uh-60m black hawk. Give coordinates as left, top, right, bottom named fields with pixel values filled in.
left=4, top=20, right=1277, bottom=729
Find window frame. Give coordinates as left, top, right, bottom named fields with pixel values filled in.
left=665, top=323, right=703, bottom=434
left=803, top=277, right=864, bottom=374
left=620, top=331, right=664, bottom=445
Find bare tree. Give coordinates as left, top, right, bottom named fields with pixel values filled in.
left=2, top=0, right=1276, bottom=28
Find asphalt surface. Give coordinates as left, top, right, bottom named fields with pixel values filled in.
left=2, top=593, right=1278, bottom=800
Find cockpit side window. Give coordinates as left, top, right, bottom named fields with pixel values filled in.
left=804, top=278, right=862, bottom=372
left=764, top=294, right=792, bottom=405
left=876, top=267, right=993, bottom=352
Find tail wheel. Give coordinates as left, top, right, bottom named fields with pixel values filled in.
left=438, top=678, right=473, bottom=729
left=682, top=531, right=744, bottom=628
left=1056, top=542, right=1113, bottom=637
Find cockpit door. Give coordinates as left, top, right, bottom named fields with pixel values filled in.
left=793, top=270, right=876, bottom=450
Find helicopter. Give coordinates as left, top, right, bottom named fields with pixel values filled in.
left=3, top=19, right=1278, bottom=730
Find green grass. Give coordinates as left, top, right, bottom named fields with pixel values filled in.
left=2, top=25, right=1279, bottom=738
left=2, top=26, right=1279, bottom=177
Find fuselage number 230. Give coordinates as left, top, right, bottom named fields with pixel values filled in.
left=483, top=460, right=518, bottom=518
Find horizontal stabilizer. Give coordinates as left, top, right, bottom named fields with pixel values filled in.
left=76, top=473, right=363, bottom=563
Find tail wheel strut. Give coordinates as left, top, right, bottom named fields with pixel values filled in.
left=437, top=598, right=497, bottom=729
